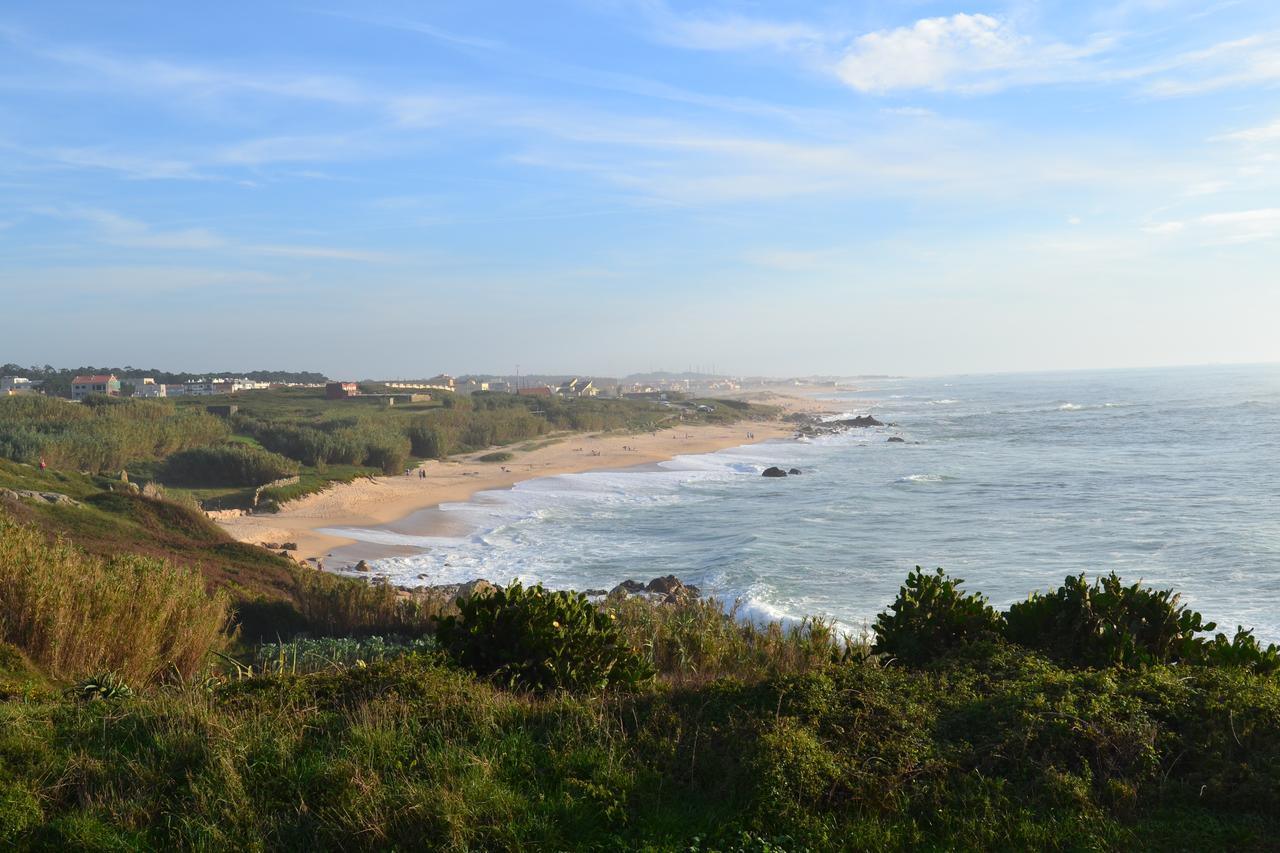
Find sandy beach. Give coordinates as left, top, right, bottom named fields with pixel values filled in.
left=217, top=417, right=803, bottom=566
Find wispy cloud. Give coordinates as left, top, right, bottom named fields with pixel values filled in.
left=1198, top=207, right=1280, bottom=243
left=47, top=207, right=393, bottom=262
left=1139, top=34, right=1280, bottom=96
left=63, top=208, right=227, bottom=250
left=314, top=10, right=505, bottom=51
left=1214, top=118, right=1280, bottom=143
left=248, top=243, right=394, bottom=262
left=637, top=1, right=831, bottom=53
left=42, top=147, right=209, bottom=181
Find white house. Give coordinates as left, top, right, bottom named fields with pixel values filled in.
left=131, top=378, right=166, bottom=398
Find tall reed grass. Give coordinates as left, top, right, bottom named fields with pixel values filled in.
left=611, top=595, right=866, bottom=684
left=292, top=570, right=442, bottom=638
left=0, top=515, right=229, bottom=684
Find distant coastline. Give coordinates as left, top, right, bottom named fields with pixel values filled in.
left=214, top=390, right=839, bottom=568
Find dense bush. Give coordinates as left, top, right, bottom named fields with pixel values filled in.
left=1198, top=626, right=1280, bottom=675
left=437, top=582, right=653, bottom=692
left=0, top=395, right=228, bottom=472
left=159, top=444, right=299, bottom=487
left=872, top=567, right=1002, bottom=663
left=1005, top=573, right=1216, bottom=667
left=238, top=416, right=410, bottom=474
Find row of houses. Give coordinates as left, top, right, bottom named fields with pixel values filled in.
left=59, top=374, right=272, bottom=401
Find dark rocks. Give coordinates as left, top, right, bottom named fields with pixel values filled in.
left=794, top=413, right=887, bottom=438
left=836, top=415, right=884, bottom=428
left=280, top=542, right=298, bottom=551
left=261, top=541, right=281, bottom=550
left=610, top=579, right=646, bottom=596
left=887, top=436, right=906, bottom=443
left=646, top=574, right=699, bottom=598
left=788, top=468, right=802, bottom=475
left=609, top=575, right=701, bottom=604
left=355, top=559, right=371, bottom=572
left=762, top=466, right=788, bottom=478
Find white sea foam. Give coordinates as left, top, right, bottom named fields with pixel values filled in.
left=896, top=473, right=949, bottom=483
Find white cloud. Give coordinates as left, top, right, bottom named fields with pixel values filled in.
left=834, top=14, right=1104, bottom=94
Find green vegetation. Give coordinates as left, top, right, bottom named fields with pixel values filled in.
left=437, top=582, right=652, bottom=692
left=0, top=395, right=228, bottom=473
left=159, top=443, right=299, bottom=487
left=476, top=450, right=514, bottom=463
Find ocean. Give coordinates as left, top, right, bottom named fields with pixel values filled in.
left=327, top=364, right=1280, bottom=642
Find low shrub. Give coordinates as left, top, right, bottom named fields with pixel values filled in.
left=66, top=672, right=134, bottom=702
left=437, top=581, right=653, bottom=692
left=476, top=451, right=513, bottom=463
left=872, top=567, right=1002, bottom=664
left=252, top=635, right=438, bottom=675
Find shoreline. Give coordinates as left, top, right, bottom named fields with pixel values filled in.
left=216, top=417, right=809, bottom=567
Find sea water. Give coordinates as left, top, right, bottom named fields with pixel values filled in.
left=326, top=364, right=1280, bottom=641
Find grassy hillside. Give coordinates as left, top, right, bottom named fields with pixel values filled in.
left=0, top=460, right=430, bottom=642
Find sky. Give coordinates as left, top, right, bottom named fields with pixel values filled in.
left=2, top=0, right=1279, bottom=378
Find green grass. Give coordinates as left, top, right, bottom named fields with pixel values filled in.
left=476, top=451, right=514, bottom=463
left=0, top=644, right=1277, bottom=850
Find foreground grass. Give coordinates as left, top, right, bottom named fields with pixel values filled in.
left=1, top=645, right=1277, bottom=850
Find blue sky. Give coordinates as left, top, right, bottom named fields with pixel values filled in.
left=3, top=1, right=1279, bottom=378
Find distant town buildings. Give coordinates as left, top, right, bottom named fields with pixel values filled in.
left=71, top=374, right=121, bottom=401
left=517, top=385, right=552, bottom=397
left=1, top=376, right=41, bottom=396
